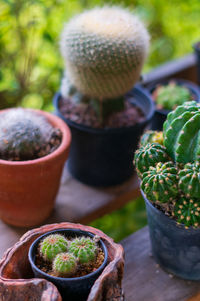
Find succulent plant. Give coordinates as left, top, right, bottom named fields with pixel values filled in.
left=53, top=252, right=78, bottom=277
left=163, top=101, right=200, bottom=163
left=39, top=234, right=69, bottom=262
left=139, top=130, right=163, bottom=147
left=141, top=162, right=178, bottom=203
left=172, top=197, right=200, bottom=228
left=134, top=143, right=169, bottom=178
left=154, top=82, right=191, bottom=110
left=178, top=161, right=200, bottom=198
left=69, top=237, right=98, bottom=264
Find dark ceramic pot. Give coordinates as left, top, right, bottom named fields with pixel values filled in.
left=193, top=42, right=200, bottom=85
left=146, top=78, right=200, bottom=131
left=28, top=228, right=108, bottom=301
left=53, top=85, right=154, bottom=186
left=142, top=190, right=200, bottom=280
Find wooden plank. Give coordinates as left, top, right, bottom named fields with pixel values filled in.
left=121, top=227, right=200, bottom=301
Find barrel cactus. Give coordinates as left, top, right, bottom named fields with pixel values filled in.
left=53, top=252, right=78, bottom=277
left=69, top=237, right=98, bottom=264
left=139, top=130, right=163, bottom=147
left=39, top=234, right=69, bottom=262
left=178, top=161, right=200, bottom=198
left=134, top=143, right=169, bottom=178
left=141, top=162, right=179, bottom=203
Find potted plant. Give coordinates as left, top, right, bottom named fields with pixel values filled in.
left=146, top=79, right=200, bottom=130
left=53, top=6, right=154, bottom=186
left=134, top=101, right=200, bottom=280
left=0, top=108, right=71, bottom=227
left=193, top=41, right=200, bottom=85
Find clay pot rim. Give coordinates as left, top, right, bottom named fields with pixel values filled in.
left=0, top=108, right=71, bottom=166
left=28, top=228, right=108, bottom=281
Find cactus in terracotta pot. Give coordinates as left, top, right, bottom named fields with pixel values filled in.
left=53, top=252, right=78, bottom=277
left=69, top=237, right=98, bottom=264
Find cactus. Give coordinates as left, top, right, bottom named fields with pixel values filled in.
left=53, top=252, right=77, bottom=277
left=39, top=234, right=69, bottom=262
left=178, top=161, right=200, bottom=198
left=0, top=108, right=61, bottom=161
left=69, top=237, right=97, bottom=264
left=172, top=197, right=200, bottom=228
left=140, top=130, right=163, bottom=147
left=60, top=6, right=149, bottom=100
left=154, top=82, right=191, bottom=110
left=141, top=162, right=178, bottom=203
left=134, top=143, right=169, bottom=178
left=163, top=101, right=200, bottom=163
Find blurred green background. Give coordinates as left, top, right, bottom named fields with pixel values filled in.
left=1, top=0, right=200, bottom=241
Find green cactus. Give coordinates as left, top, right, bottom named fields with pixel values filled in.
left=60, top=6, right=149, bottom=100
left=154, top=82, right=191, bottom=110
left=163, top=101, right=200, bottom=163
left=178, top=161, right=200, bottom=198
left=53, top=252, right=78, bottom=277
left=69, top=237, right=97, bottom=264
left=134, top=143, right=169, bottom=178
left=172, top=197, right=200, bottom=228
left=139, top=130, right=163, bottom=147
left=0, top=108, right=61, bottom=161
left=39, top=234, right=69, bottom=262
left=141, top=162, right=178, bottom=203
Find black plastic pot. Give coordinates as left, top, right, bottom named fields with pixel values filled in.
left=28, top=228, right=108, bottom=301
left=142, top=190, right=200, bottom=280
left=146, top=78, right=200, bottom=131
left=193, top=42, right=200, bottom=85
left=53, top=85, right=154, bottom=186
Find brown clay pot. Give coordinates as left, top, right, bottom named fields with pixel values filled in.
left=0, top=110, right=71, bottom=227
left=0, top=222, right=125, bottom=301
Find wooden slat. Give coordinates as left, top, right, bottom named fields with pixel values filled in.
left=121, top=227, right=200, bottom=301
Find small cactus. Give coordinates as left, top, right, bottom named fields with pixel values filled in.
left=141, top=162, right=178, bottom=203
left=139, top=130, right=163, bottom=147
left=39, top=234, right=69, bottom=262
left=154, top=82, right=191, bottom=110
left=178, top=161, right=200, bottom=198
left=69, top=237, right=97, bottom=264
left=53, top=252, right=78, bottom=277
left=134, top=143, right=169, bottom=178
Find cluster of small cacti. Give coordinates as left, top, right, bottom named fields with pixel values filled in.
left=139, top=130, right=163, bottom=146
left=134, top=101, right=200, bottom=228
left=39, top=234, right=98, bottom=277
left=154, top=82, right=191, bottom=110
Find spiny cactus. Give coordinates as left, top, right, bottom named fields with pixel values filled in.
left=53, top=252, right=77, bottom=277
left=60, top=6, right=149, bottom=100
left=69, top=237, right=97, bottom=264
left=154, top=82, right=191, bottom=110
left=39, top=234, right=68, bottom=262
left=134, top=143, right=169, bottom=178
left=163, top=101, right=200, bottom=163
left=178, top=161, right=200, bottom=198
left=141, top=162, right=178, bottom=203
left=140, top=130, right=163, bottom=147
left=0, top=108, right=61, bottom=161
left=172, top=197, right=200, bottom=228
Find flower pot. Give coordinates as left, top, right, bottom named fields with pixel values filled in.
left=0, top=109, right=71, bottom=227
left=0, top=222, right=124, bottom=301
left=142, top=190, right=200, bottom=280
left=146, top=78, right=200, bottom=130
left=28, top=228, right=108, bottom=301
left=53, top=85, right=154, bottom=186
left=193, top=42, right=200, bottom=85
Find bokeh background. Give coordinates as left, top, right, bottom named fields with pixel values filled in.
left=1, top=0, right=200, bottom=241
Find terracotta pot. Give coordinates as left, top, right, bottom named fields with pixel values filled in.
left=0, top=109, right=71, bottom=227
left=0, top=222, right=124, bottom=301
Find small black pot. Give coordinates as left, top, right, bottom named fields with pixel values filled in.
left=28, top=228, right=108, bottom=301
left=53, top=85, right=154, bottom=186
left=146, top=78, right=200, bottom=131
left=193, top=42, right=200, bottom=85
left=142, top=190, right=200, bottom=280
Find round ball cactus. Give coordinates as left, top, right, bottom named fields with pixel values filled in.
left=178, top=161, right=200, bottom=198
left=139, top=130, right=163, bottom=147
left=172, top=197, right=200, bottom=228
left=69, top=237, right=97, bottom=264
left=134, top=143, right=169, bottom=178
left=39, top=234, right=69, bottom=262
left=53, top=252, right=77, bottom=277
left=60, top=6, right=149, bottom=99
left=141, top=162, right=178, bottom=203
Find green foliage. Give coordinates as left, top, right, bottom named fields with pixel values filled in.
left=39, top=234, right=68, bottom=262
left=179, top=161, right=200, bottom=198
left=69, top=237, right=97, bottom=264
left=53, top=252, right=78, bottom=277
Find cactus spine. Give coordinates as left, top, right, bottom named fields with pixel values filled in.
left=39, top=234, right=68, bottom=262
left=69, top=237, right=97, bottom=264
left=53, top=252, right=78, bottom=277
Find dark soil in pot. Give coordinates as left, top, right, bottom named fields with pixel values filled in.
left=53, top=85, right=154, bottom=186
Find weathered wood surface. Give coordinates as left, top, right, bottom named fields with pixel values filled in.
left=122, top=227, right=200, bottom=301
